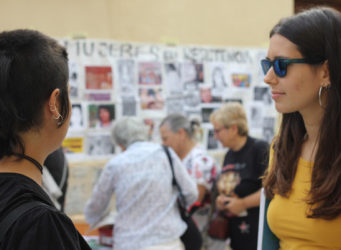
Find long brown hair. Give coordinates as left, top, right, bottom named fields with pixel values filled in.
left=263, top=7, right=341, bottom=219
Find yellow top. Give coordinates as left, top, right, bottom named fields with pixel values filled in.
left=267, top=155, right=341, bottom=250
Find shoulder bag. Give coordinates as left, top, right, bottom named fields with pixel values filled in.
left=163, top=145, right=203, bottom=250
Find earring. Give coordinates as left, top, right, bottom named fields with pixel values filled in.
left=50, top=104, right=63, bottom=125
left=318, top=86, right=323, bottom=107
left=318, top=85, right=330, bottom=107
left=52, top=113, right=62, bottom=120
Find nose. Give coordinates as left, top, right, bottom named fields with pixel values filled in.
left=263, top=67, right=278, bottom=86
left=213, top=132, right=219, bottom=140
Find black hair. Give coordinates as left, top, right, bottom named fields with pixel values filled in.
left=97, top=104, right=115, bottom=120
left=0, top=29, right=69, bottom=158
left=264, top=7, right=341, bottom=219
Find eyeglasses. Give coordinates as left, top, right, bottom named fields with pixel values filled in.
left=213, top=127, right=226, bottom=134
left=261, top=58, right=318, bottom=77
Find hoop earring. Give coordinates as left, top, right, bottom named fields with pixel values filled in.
left=318, top=86, right=323, bottom=107
left=52, top=113, right=62, bottom=120
left=54, top=114, right=64, bottom=126
left=318, top=85, right=330, bottom=107
left=50, top=105, right=63, bottom=125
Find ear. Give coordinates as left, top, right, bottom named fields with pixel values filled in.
left=229, top=124, right=239, bottom=135
left=320, top=61, right=330, bottom=87
left=48, top=88, right=61, bottom=119
left=178, top=128, right=187, bottom=138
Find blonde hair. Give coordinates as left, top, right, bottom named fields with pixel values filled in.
left=210, top=102, right=248, bottom=136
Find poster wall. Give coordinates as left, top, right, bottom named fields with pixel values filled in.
left=60, top=39, right=278, bottom=214
left=62, top=38, right=277, bottom=158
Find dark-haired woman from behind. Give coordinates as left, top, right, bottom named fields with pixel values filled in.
left=262, top=7, right=341, bottom=249
left=0, top=29, right=90, bottom=249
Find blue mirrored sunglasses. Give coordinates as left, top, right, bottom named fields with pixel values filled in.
left=261, top=58, right=311, bottom=77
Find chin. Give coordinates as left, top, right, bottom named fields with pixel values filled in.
left=275, top=103, right=296, bottom=114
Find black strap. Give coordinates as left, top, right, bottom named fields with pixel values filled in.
left=162, top=145, right=188, bottom=211
left=12, top=153, right=43, bottom=174
left=0, top=201, right=47, bottom=244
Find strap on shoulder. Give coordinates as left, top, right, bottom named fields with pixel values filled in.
left=0, top=201, right=48, bottom=244
left=162, top=145, right=188, bottom=209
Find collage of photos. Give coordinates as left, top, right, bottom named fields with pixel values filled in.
left=62, top=39, right=277, bottom=161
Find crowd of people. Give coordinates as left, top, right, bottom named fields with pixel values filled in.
left=1, top=5, right=341, bottom=250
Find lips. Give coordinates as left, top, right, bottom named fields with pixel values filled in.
left=271, top=90, right=285, bottom=99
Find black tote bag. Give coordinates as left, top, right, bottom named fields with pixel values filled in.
left=163, top=145, right=203, bottom=250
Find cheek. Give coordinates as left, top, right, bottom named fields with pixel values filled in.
left=216, top=133, right=224, bottom=143
left=164, top=138, right=171, bottom=146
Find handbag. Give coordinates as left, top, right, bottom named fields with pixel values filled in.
left=207, top=211, right=229, bottom=240
left=163, top=146, right=203, bottom=250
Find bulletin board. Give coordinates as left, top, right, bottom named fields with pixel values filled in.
left=59, top=38, right=277, bottom=215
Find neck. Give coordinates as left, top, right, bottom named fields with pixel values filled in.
left=230, top=135, right=248, bottom=152
left=0, top=130, right=53, bottom=186
left=300, top=106, right=324, bottom=161
left=0, top=155, right=43, bottom=185
left=178, top=139, right=196, bottom=160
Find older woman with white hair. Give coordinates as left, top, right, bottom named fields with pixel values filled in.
left=85, top=117, right=198, bottom=250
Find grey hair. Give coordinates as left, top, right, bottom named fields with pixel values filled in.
left=160, top=113, right=199, bottom=139
left=111, top=117, right=148, bottom=148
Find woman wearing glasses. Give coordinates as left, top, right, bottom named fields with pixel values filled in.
left=210, top=102, right=269, bottom=250
left=262, top=7, right=341, bottom=249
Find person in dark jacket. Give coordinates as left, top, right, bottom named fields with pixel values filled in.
left=210, top=102, right=269, bottom=250
left=44, top=147, right=69, bottom=211
left=0, top=29, right=90, bottom=249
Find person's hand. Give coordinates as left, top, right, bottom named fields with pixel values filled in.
left=216, top=194, right=230, bottom=211
left=216, top=193, right=246, bottom=216
left=223, top=195, right=246, bottom=216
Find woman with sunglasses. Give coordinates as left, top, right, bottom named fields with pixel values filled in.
left=262, top=7, right=341, bottom=249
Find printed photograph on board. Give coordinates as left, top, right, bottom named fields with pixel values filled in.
left=166, top=97, right=185, bottom=115
left=62, top=137, right=84, bottom=154
left=200, top=86, right=213, bottom=103
left=210, top=63, right=229, bottom=97
left=69, top=62, right=80, bottom=98
left=254, top=86, right=272, bottom=105
left=201, top=107, right=218, bottom=123
left=164, top=63, right=183, bottom=95
left=88, top=103, right=115, bottom=128
left=139, top=88, right=164, bottom=110
left=86, top=133, right=115, bottom=156
left=138, top=62, right=162, bottom=85
left=122, top=96, right=137, bottom=116
left=207, top=129, right=219, bottom=150
left=85, top=66, right=113, bottom=90
left=118, top=59, right=136, bottom=95
left=69, top=103, right=85, bottom=130
left=248, top=103, right=263, bottom=129
left=231, top=73, right=251, bottom=88
left=84, top=93, right=111, bottom=101
left=182, top=62, right=204, bottom=89
left=262, top=116, right=275, bottom=144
